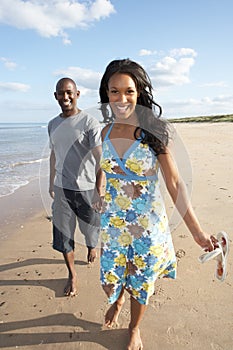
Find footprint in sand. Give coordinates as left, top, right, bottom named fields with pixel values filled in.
left=210, top=343, right=224, bottom=350
left=176, top=249, right=186, bottom=259
left=166, top=325, right=192, bottom=346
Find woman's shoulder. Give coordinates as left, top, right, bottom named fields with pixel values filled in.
left=101, top=123, right=112, bottom=139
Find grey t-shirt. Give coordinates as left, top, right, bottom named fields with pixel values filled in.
left=48, top=110, right=102, bottom=191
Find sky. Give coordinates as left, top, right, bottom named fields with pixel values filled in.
left=0, top=0, right=233, bottom=123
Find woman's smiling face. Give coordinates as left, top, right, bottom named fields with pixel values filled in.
left=107, top=73, right=139, bottom=121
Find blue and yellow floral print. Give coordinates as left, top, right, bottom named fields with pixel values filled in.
left=100, top=124, right=177, bottom=305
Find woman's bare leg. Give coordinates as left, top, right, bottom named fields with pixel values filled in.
left=105, top=287, right=125, bottom=328
left=128, top=296, right=146, bottom=350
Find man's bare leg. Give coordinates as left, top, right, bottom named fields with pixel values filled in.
left=63, top=251, right=78, bottom=296
left=105, top=287, right=125, bottom=328
left=128, top=296, right=146, bottom=350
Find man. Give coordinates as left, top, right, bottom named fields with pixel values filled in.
left=48, top=77, right=104, bottom=297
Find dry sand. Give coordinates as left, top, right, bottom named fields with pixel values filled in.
left=0, top=122, right=232, bottom=350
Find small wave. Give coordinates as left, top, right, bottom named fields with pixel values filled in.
left=11, top=157, right=49, bottom=168
left=0, top=180, right=29, bottom=198
left=0, top=123, right=47, bottom=130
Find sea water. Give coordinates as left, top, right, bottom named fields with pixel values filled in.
left=0, top=123, right=50, bottom=197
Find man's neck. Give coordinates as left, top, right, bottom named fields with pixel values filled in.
left=61, top=108, right=81, bottom=118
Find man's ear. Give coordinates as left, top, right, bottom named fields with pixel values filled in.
left=54, top=92, right=58, bottom=100
left=77, top=90, right=80, bottom=98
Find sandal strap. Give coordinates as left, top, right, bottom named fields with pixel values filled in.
left=198, top=247, right=222, bottom=264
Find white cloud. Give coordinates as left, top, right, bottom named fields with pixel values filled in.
left=53, top=66, right=102, bottom=90
left=0, top=82, right=30, bottom=92
left=139, top=49, right=156, bottom=56
left=142, top=47, right=197, bottom=88
left=163, top=94, right=233, bottom=118
left=0, top=57, right=17, bottom=70
left=148, top=55, right=195, bottom=87
left=0, top=0, right=115, bottom=44
left=170, top=48, right=197, bottom=58
left=53, top=47, right=197, bottom=95
left=89, top=0, right=116, bottom=20
left=181, top=94, right=233, bottom=108
left=199, top=81, right=228, bottom=88
left=212, top=94, right=233, bottom=104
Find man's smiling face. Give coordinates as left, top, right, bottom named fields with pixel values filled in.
left=54, top=79, right=80, bottom=117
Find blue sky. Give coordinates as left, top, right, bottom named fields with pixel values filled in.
left=0, top=0, right=233, bottom=123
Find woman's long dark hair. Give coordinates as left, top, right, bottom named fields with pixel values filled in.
left=99, top=58, right=170, bottom=155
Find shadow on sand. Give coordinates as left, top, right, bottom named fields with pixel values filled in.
left=0, top=257, right=88, bottom=297
left=0, top=313, right=129, bottom=349
left=0, top=258, right=129, bottom=349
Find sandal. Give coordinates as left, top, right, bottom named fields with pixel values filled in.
left=198, top=231, right=229, bottom=282
left=216, top=231, right=229, bottom=281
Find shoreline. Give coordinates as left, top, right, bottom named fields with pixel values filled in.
left=0, top=176, right=52, bottom=241
left=0, top=122, right=232, bottom=349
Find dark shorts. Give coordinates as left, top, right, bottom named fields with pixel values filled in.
left=52, top=186, right=100, bottom=253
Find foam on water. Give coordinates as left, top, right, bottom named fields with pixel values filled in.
left=0, top=123, right=50, bottom=197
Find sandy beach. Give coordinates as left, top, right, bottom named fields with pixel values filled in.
left=0, top=122, right=232, bottom=350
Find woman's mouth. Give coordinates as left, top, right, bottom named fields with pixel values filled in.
left=115, top=104, right=129, bottom=113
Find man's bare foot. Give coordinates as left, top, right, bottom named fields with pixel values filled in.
left=105, top=295, right=125, bottom=328
left=64, top=275, right=78, bottom=297
left=128, top=326, right=143, bottom=350
left=87, top=247, right=97, bottom=263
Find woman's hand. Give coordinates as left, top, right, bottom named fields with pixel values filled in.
left=192, top=231, right=218, bottom=252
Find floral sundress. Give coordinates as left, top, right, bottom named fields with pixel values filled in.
left=100, top=124, right=176, bottom=305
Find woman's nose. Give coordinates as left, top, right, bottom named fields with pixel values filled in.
left=117, top=93, right=127, bottom=102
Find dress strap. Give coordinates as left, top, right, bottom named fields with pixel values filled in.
left=104, top=123, right=114, bottom=141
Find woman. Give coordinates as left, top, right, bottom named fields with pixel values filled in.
left=98, top=58, right=216, bottom=350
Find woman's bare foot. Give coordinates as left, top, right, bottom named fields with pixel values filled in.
left=105, top=295, right=125, bottom=328
left=64, top=274, right=78, bottom=297
left=128, top=326, right=143, bottom=350
left=87, top=247, right=97, bottom=263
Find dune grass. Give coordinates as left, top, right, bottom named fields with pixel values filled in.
left=169, top=114, right=233, bottom=123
